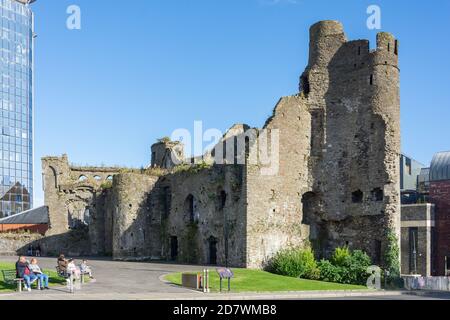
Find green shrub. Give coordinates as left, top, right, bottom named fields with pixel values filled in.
left=318, top=248, right=372, bottom=285
left=267, top=247, right=320, bottom=280
left=269, top=246, right=373, bottom=286
left=317, top=260, right=343, bottom=283
left=330, top=246, right=351, bottom=266
left=342, top=250, right=372, bottom=285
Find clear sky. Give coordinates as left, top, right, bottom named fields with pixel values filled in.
left=31, top=0, right=450, bottom=206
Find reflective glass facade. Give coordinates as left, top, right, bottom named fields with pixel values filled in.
left=0, top=0, right=33, bottom=217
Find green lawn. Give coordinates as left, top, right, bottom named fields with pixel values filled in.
left=165, top=269, right=368, bottom=293
left=0, top=262, right=66, bottom=293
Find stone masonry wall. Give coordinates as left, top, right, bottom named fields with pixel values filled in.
left=301, top=21, right=400, bottom=264
left=110, top=173, right=159, bottom=260
left=161, top=165, right=246, bottom=267
left=245, top=95, right=311, bottom=268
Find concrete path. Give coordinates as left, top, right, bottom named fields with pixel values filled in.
left=0, top=257, right=447, bottom=300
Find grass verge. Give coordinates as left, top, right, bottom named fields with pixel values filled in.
left=164, top=268, right=368, bottom=293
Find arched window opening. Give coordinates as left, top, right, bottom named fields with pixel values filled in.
left=185, top=194, right=195, bottom=223
left=79, top=175, right=88, bottom=182
left=301, top=75, right=310, bottom=96
left=219, top=190, right=227, bottom=210
left=163, top=186, right=171, bottom=216
left=208, top=237, right=218, bottom=265
left=301, top=192, right=317, bottom=224
left=371, top=188, right=384, bottom=202
left=83, top=208, right=90, bottom=225
left=352, top=190, right=364, bottom=203
left=49, top=166, right=58, bottom=188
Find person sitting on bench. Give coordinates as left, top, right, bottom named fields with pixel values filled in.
left=80, top=260, right=94, bottom=279
left=15, top=256, right=37, bottom=292
left=67, top=259, right=81, bottom=279
left=29, top=258, right=50, bottom=290
left=57, top=254, right=68, bottom=275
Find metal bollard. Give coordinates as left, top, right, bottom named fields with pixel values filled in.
left=202, top=269, right=206, bottom=293
left=206, top=269, right=210, bottom=293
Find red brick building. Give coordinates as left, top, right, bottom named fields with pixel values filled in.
left=0, top=206, right=49, bottom=236
left=430, top=152, right=450, bottom=275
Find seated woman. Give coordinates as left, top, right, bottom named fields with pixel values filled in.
left=15, top=256, right=37, bottom=292
left=67, top=259, right=81, bottom=279
left=28, top=258, right=50, bottom=290
left=80, top=260, right=94, bottom=279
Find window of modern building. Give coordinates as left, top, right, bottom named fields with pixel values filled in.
left=0, top=0, right=34, bottom=217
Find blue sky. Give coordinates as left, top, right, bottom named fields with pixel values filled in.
left=31, top=0, right=450, bottom=206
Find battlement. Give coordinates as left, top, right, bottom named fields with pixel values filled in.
left=310, top=20, right=345, bottom=40
left=307, top=21, right=398, bottom=71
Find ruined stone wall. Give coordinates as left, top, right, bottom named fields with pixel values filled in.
left=301, top=21, right=401, bottom=264
left=37, top=21, right=401, bottom=270
left=0, top=233, right=43, bottom=256
left=110, top=173, right=159, bottom=260
left=159, top=165, right=246, bottom=267
left=244, top=21, right=400, bottom=268
left=41, top=155, right=121, bottom=255
left=245, top=95, right=311, bottom=268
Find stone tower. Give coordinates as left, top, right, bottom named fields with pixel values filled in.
left=301, top=21, right=401, bottom=266
left=151, top=140, right=184, bottom=169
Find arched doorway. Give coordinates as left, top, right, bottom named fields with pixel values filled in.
left=208, top=237, right=218, bottom=265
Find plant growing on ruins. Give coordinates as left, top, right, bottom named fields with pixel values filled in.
left=330, top=246, right=351, bottom=266
left=267, top=246, right=320, bottom=280
left=100, top=181, right=113, bottom=190
left=384, top=230, right=401, bottom=277
left=173, top=161, right=212, bottom=175
left=180, top=223, right=200, bottom=264
left=158, top=137, right=171, bottom=143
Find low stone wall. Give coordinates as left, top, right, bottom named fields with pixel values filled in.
left=0, top=229, right=91, bottom=257
left=403, top=275, right=450, bottom=291
left=0, top=233, right=43, bottom=256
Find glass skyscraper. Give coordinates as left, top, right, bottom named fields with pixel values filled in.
left=0, top=0, right=35, bottom=217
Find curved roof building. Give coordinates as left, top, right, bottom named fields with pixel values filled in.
left=430, top=151, right=450, bottom=182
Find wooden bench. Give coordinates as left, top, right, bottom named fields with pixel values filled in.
left=56, top=266, right=90, bottom=282
left=1, top=270, right=40, bottom=292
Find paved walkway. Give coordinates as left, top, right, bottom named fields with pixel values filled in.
left=0, top=257, right=447, bottom=300
left=0, top=256, right=201, bottom=300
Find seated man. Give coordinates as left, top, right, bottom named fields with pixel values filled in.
left=15, top=256, right=37, bottom=292
left=29, top=258, right=50, bottom=290
left=57, top=254, right=68, bottom=275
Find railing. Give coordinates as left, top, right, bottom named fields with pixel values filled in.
left=403, top=275, right=450, bottom=291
